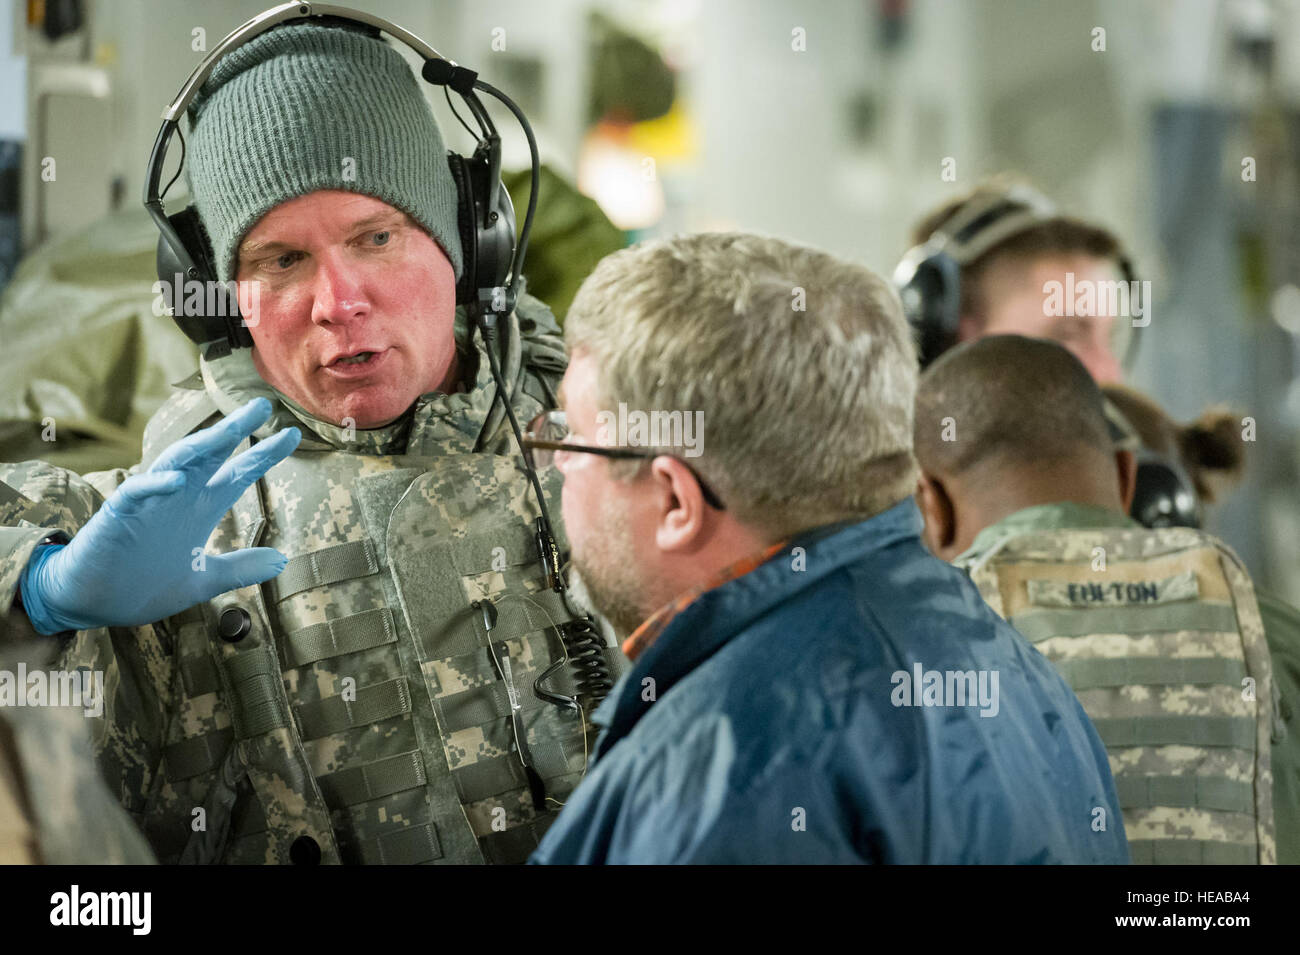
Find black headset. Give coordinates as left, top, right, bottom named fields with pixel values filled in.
left=892, top=184, right=1139, bottom=369
left=1130, top=450, right=1203, bottom=529
left=1106, top=410, right=1204, bottom=529
left=144, top=1, right=536, bottom=360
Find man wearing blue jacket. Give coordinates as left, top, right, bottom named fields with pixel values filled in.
left=526, top=232, right=1130, bottom=864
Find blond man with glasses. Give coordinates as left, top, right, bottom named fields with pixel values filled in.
left=526, top=232, right=1130, bottom=865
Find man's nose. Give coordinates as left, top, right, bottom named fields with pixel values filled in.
left=310, top=252, right=370, bottom=327
left=1075, top=343, right=1122, bottom=384
left=553, top=445, right=573, bottom=475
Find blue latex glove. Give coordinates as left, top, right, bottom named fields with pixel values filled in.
left=19, top=398, right=302, bottom=635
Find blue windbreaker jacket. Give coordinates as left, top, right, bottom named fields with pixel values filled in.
left=532, top=498, right=1130, bottom=864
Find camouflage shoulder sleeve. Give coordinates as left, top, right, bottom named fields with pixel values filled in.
left=1259, top=590, right=1300, bottom=864
left=0, top=458, right=115, bottom=610
left=515, top=292, right=566, bottom=409
left=1212, top=537, right=1277, bottom=863
left=1, top=700, right=157, bottom=863
left=0, top=380, right=221, bottom=606
left=140, top=383, right=220, bottom=468
left=0, top=712, right=37, bottom=863
left=0, top=394, right=193, bottom=820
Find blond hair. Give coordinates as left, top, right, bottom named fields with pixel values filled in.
left=564, top=232, right=919, bottom=538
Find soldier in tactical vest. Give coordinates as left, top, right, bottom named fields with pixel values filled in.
left=912, top=335, right=1295, bottom=864
left=0, top=17, right=621, bottom=864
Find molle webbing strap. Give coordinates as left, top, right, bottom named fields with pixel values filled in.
left=972, top=529, right=1275, bottom=865
left=163, top=728, right=234, bottom=782
left=316, top=750, right=427, bottom=810
left=352, top=823, right=444, bottom=865
left=222, top=644, right=292, bottom=739
left=280, top=607, right=398, bottom=668
left=269, top=539, right=379, bottom=603
left=431, top=631, right=568, bottom=692
left=422, top=594, right=571, bottom=660
left=1010, top=602, right=1239, bottom=642
left=1127, top=840, right=1257, bottom=865
left=439, top=680, right=551, bottom=734
left=1054, top=656, right=1248, bottom=690
left=1092, top=716, right=1257, bottom=749
left=451, top=741, right=573, bottom=804
left=292, top=677, right=412, bottom=740
left=231, top=795, right=268, bottom=839
left=453, top=754, right=531, bottom=803
left=479, top=819, right=551, bottom=865
left=1115, top=775, right=1255, bottom=813
left=180, top=651, right=221, bottom=697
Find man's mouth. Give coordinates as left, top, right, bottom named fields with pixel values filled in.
left=334, top=352, right=376, bottom=366
left=323, top=347, right=391, bottom=376
left=325, top=348, right=385, bottom=367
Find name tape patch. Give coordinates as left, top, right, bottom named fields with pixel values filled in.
left=1028, top=570, right=1200, bottom=608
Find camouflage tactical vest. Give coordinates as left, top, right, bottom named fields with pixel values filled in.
left=122, top=303, right=625, bottom=864
left=961, top=526, right=1278, bottom=864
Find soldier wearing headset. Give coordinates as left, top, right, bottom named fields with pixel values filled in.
left=0, top=3, right=623, bottom=865
left=898, top=183, right=1300, bottom=863
left=895, top=180, right=1223, bottom=530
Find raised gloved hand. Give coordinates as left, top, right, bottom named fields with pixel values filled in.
left=19, top=398, right=301, bottom=635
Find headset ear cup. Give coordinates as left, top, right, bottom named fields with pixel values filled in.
left=901, top=253, right=962, bottom=368
left=448, top=152, right=478, bottom=306
left=448, top=148, right=517, bottom=309
left=175, top=207, right=219, bottom=282
left=1131, top=453, right=1202, bottom=529
left=156, top=206, right=203, bottom=286
left=155, top=207, right=248, bottom=352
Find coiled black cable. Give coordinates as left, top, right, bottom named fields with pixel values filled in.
left=560, top=617, right=614, bottom=710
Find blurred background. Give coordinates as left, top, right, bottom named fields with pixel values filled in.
left=0, top=0, right=1297, bottom=601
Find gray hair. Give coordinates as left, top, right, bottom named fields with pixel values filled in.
left=564, top=232, right=919, bottom=538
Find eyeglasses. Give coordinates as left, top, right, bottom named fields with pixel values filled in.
left=523, top=410, right=726, bottom=511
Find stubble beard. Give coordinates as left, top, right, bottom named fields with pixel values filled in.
left=567, top=503, right=654, bottom=641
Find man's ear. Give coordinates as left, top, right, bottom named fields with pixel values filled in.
left=648, top=455, right=710, bottom=554
left=915, top=472, right=956, bottom=557
left=955, top=311, right=983, bottom=344
left=1116, top=449, right=1138, bottom=514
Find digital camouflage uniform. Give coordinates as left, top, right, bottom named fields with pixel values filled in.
left=956, top=502, right=1288, bottom=864
left=1258, top=591, right=1300, bottom=864
left=0, top=682, right=158, bottom=864
left=0, top=294, right=623, bottom=864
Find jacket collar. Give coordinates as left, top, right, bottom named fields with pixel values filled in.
left=953, top=501, right=1138, bottom=568
left=589, top=497, right=924, bottom=759
left=197, top=307, right=523, bottom=455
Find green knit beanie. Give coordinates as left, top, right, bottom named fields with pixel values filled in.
left=185, top=21, right=463, bottom=284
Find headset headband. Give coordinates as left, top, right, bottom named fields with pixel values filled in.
left=894, top=183, right=1140, bottom=370
left=926, top=185, right=1058, bottom=265
left=144, top=0, right=540, bottom=357
left=159, top=3, right=450, bottom=122
left=146, top=2, right=500, bottom=221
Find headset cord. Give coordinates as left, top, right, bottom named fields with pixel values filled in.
left=469, top=79, right=616, bottom=726
left=559, top=616, right=614, bottom=711
left=476, top=318, right=615, bottom=708
left=474, top=78, right=540, bottom=296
